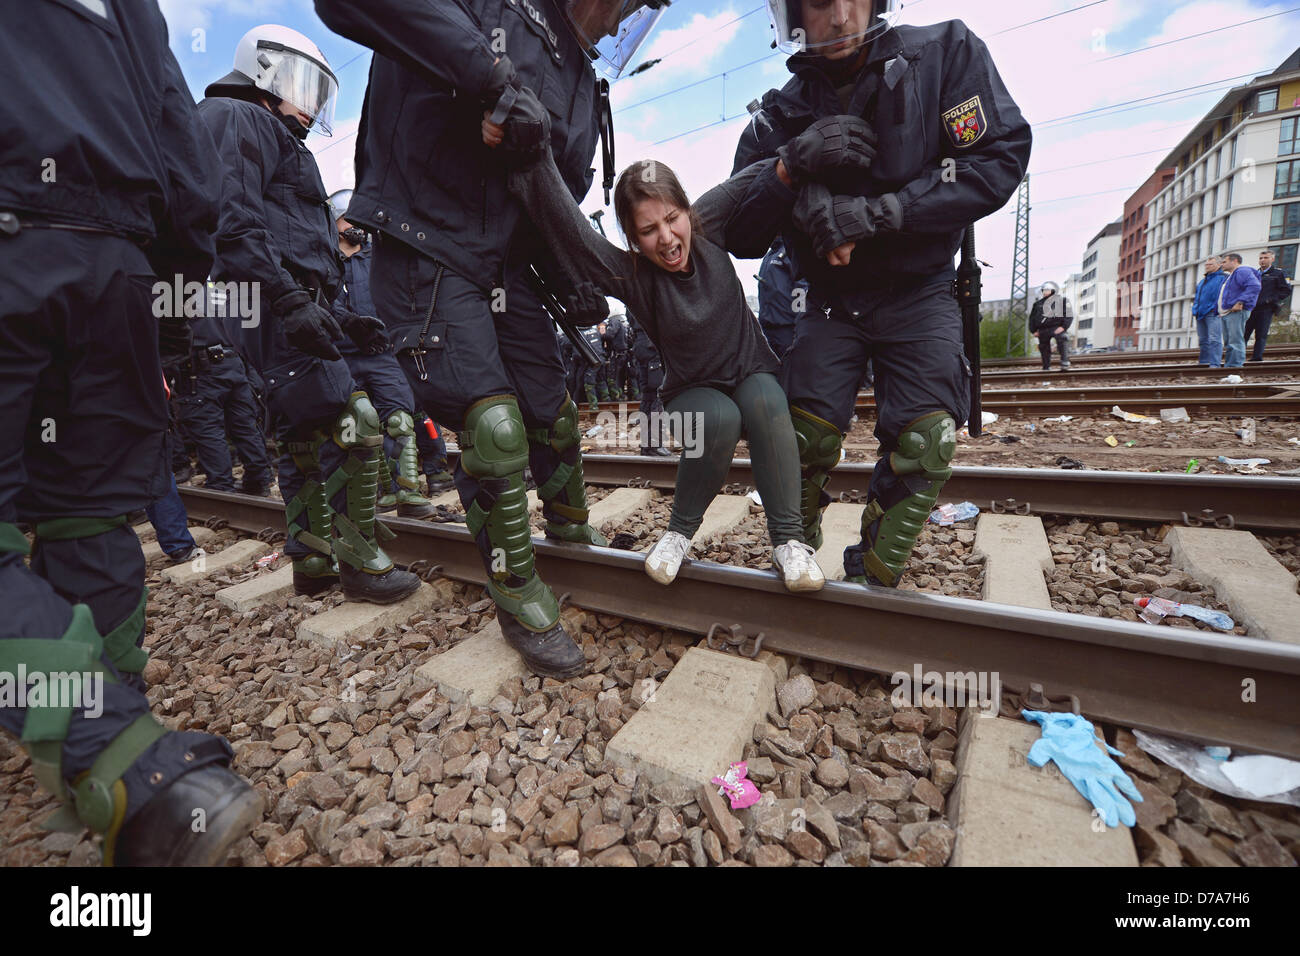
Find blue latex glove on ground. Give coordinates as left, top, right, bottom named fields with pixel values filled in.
left=1022, top=710, right=1144, bottom=828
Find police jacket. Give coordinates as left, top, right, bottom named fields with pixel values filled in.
left=580, top=325, right=606, bottom=363
left=0, top=0, right=218, bottom=285
left=728, top=21, right=1031, bottom=313
left=757, top=238, right=809, bottom=331
left=630, top=315, right=661, bottom=367
left=1257, top=266, right=1293, bottom=310
left=1029, top=295, right=1072, bottom=334
left=196, top=95, right=342, bottom=369
left=331, top=242, right=382, bottom=357
left=314, top=0, right=601, bottom=293
left=604, top=315, right=629, bottom=351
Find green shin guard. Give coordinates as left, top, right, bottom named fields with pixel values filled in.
left=385, top=410, right=432, bottom=508
left=0, top=603, right=167, bottom=853
left=790, top=406, right=844, bottom=552
left=285, top=436, right=337, bottom=580
left=462, top=395, right=559, bottom=632
left=585, top=385, right=599, bottom=411
left=376, top=451, right=398, bottom=511
left=852, top=412, right=957, bottom=587
left=328, top=392, right=397, bottom=574
left=530, top=396, right=607, bottom=546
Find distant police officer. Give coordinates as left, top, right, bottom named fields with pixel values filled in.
left=1029, top=281, right=1072, bottom=370
left=199, top=25, right=420, bottom=604
left=328, top=190, right=437, bottom=519
left=630, top=313, right=673, bottom=456
left=172, top=281, right=275, bottom=495
left=314, top=0, right=671, bottom=677
left=578, top=321, right=609, bottom=411
left=728, top=0, right=1030, bottom=588
left=756, top=235, right=810, bottom=359
left=603, top=312, right=630, bottom=400
left=1, top=0, right=261, bottom=865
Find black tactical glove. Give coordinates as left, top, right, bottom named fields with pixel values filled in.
left=337, top=310, right=390, bottom=355
left=274, top=289, right=343, bottom=362
left=498, top=86, right=551, bottom=163
left=565, top=279, right=609, bottom=328
left=793, top=183, right=902, bottom=258
left=777, top=115, right=878, bottom=184
left=482, top=55, right=519, bottom=115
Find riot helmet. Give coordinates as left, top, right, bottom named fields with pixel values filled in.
left=328, top=189, right=354, bottom=223
left=560, top=0, right=672, bottom=78
left=766, top=0, right=900, bottom=57
left=1040, top=281, right=1060, bottom=297
left=207, top=25, right=339, bottom=136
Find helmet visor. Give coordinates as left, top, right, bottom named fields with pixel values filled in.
left=256, top=41, right=339, bottom=136
left=766, top=0, right=899, bottom=57
left=565, top=1, right=669, bottom=79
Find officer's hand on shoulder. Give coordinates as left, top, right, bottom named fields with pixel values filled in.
left=274, top=290, right=343, bottom=362
left=778, top=115, right=878, bottom=185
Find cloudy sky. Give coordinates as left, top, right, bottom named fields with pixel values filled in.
left=160, top=0, right=1300, bottom=301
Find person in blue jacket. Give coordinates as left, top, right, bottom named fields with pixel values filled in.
left=1217, top=252, right=1261, bottom=369
left=722, top=0, right=1031, bottom=589
left=1192, top=255, right=1228, bottom=367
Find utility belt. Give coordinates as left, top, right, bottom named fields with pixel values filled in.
left=182, top=344, right=234, bottom=375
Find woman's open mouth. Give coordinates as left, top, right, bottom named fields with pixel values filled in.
left=660, top=243, right=683, bottom=268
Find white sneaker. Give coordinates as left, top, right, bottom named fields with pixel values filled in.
left=773, top=540, right=825, bottom=593
left=644, top=531, right=691, bottom=585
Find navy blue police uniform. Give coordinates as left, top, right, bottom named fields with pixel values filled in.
left=756, top=236, right=810, bottom=359
left=315, top=0, right=628, bottom=676
left=727, top=20, right=1030, bottom=586
left=0, top=0, right=260, bottom=865
left=198, top=72, right=419, bottom=604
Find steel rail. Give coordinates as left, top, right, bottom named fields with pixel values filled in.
left=982, top=344, right=1300, bottom=368
left=980, top=360, right=1300, bottom=386
left=176, top=486, right=1300, bottom=758
left=555, top=456, right=1300, bottom=533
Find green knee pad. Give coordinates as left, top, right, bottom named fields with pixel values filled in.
left=461, top=395, right=530, bottom=478
left=859, top=411, right=957, bottom=587
left=386, top=410, right=428, bottom=501
left=326, top=392, right=396, bottom=574
left=0, top=604, right=167, bottom=844
left=790, top=406, right=843, bottom=551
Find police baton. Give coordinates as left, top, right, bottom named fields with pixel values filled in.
left=527, top=266, right=602, bottom=367
left=957, top=225, right=984, bottom=437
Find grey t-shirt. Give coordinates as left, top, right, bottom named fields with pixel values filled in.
left=510, top=153, right=779, bottom=404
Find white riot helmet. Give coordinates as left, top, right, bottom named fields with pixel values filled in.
left=560, top=0, right=672, bottom=79
left=328, top=189, right=354, bottom=223
left=208, top=25, right=339, bottom=136
left=1040, top=281, right=1060, bottom=297
left=767, top=0, right=900, bottom=56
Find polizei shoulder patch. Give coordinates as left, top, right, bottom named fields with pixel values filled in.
left=942, top=95, right=986, bottom=149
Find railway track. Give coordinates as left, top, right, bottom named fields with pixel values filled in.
left=983, top=343, right=1300, bottom=368
left=177, top=475, right=1300, bottom=760
left=980, top=359, right=1300, bottom=386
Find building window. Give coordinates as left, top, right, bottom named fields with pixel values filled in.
left=1277, top=160, right=1300, bottom=199
left=1270, top=243, right=1298, bottom=280
left=1215, top=149, right=1222, bottom=179
left=1257, top=88, right=1279, bottom=113
left=1226, top=175, right=1234, bottom=209
left=1231, top=134, right=1238, bottom=169
left=1272, top=203, right=1300, bottom=241
left=1281, top=117, right=1299, bottom=158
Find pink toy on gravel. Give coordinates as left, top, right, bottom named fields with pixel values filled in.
left=711, top=762, right=762, bottom=810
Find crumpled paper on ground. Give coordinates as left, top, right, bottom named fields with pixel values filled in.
left=1112, top=406, right=1160, bottom=424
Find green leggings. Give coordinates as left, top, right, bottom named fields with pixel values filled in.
left=665, top=372, right=804, bottom=546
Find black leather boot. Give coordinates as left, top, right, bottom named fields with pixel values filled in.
left=113, top=764, right=263, bottom=867
left=496, top=609, right=586, bottom=679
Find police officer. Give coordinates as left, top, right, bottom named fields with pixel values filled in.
left=630, top=312, right=673, bottom=456
left=199, top=25, right=421, bottom=604
left=328, top=190, right=437, bottom=519
left=1246, top=250, right=1293, bottom=362
left=603, top=312, right=630, bottom=400
left=1, top=0, right=261, bottom=865
left=172, top=282, right=276, bottom=495
left=727, top=0, right=1031, bottom=588
left=755, top=236, right=810, bottom=359
left=314, top=0, right=671, bottom=678
left=577, top=321, right=609, bottom=411
left=1028, top=281, right=1072, bottom=370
